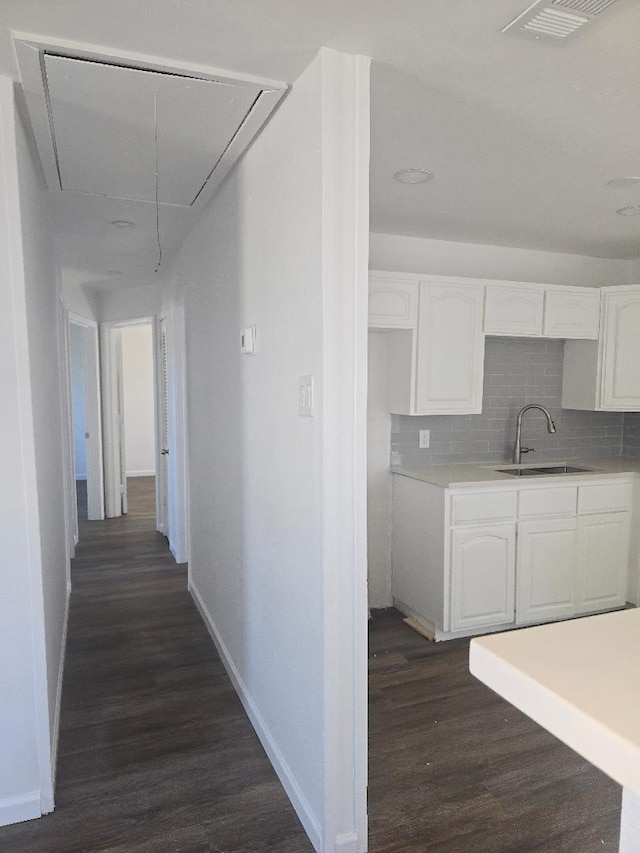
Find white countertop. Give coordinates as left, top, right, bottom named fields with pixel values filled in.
left=470, top=609, right=640, bottom=796
left=392, top=456, right=640, bottom=488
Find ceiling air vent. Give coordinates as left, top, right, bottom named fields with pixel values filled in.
left=502, top=0, right=620, bottom=42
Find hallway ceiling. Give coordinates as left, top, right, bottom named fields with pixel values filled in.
left=1, top=0, right=639, bottom=292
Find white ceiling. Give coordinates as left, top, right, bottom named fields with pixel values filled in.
left=1, top=0, right=639, bottom=292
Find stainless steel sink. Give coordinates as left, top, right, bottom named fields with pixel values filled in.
left=496, top=465, right=592, bottom=477
left=496, top=467, right=544, bottom=477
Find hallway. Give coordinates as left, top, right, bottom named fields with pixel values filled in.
left=0, top=479, right=311, bottom=853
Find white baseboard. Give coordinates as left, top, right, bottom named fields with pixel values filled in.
left=45, top=584, right=71, bottom=812
left=336, top=832, right=361, bottom=852
left=0, top=792, right=40, bottom=828
left=189, top=581, right=322, bottom=853
left=126, top=470, right=156, bottom=478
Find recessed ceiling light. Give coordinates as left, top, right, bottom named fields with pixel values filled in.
left=616, top=205, right=640, bottom=216
left=608, top=177, right=640, bottom=189
left=393, top=168, right=434, bottom=185
left=110, top=220, right=135, bottom=228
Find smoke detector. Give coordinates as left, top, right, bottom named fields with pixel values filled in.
left=502, top=0, right=620, bottom=42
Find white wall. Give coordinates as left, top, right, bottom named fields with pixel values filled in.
left=61, top=278, right=98, bottom=320
left=121, top=323, right=156, bottom=476
left=0, top=78, right=68, bottom=825
left=367, top=232, right=636, bottom=609
left=97, top=283, right=161, bottom=323
left=370, top=232, right=634, bottom=286
left=69, top=323, right=87, bottom=479
left=165, top=49, right=369, bottom=853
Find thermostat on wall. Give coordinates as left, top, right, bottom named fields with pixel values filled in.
left=240, top=325, right=257, bottom=354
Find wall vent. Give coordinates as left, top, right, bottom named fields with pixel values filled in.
left=502, top=0, right=620, bottom=42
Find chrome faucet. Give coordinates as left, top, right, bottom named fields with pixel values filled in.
left=513, top=404, right=557, bottom=464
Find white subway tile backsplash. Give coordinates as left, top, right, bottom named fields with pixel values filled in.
left=391, top=337, right=633, bottom=467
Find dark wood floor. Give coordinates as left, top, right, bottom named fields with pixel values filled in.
left=368, top=608, right=622, bottom=852
left=0, top=478, right=623, bottom=851
left=0, top=478, right=311, bottom=853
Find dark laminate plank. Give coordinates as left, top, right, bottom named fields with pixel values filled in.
left=368, top=608, right=622, bottom=852
left=3, top=477, right=622, bottom=852
left=0, top=478, right=312, bottom=853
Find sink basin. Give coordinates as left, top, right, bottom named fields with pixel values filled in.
left=496, top=467, right=543, bottom=476
left=531, top=465, right=592, bottom=475
left=496, top=465, right=592, bottom=477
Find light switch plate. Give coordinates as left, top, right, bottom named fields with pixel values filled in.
left=240, top=325, right=256, bottom=354
left=298, top=375, right=314, bottom=417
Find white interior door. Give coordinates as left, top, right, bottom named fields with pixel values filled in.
left=68, top=314, right=104, bottom=525
left=156, top=315, right=169, bottom=535
left=101, top=325, right=127, bottom=518
left=82, top=322, right=105, bottom=520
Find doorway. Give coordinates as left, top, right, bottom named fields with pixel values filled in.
left=67, top=313, right=104, bottom=538
left=102, top=318, right=158, bottom=524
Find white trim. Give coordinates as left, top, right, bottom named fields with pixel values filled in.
left=189, top=581, right=322, bottom=853
left=126, top=469, right=156, bottom=478
left=67, top=313, right=105, bottom=522
left=154, top=315, right=167, bottom=535
left=319, top=49, right=370, bottom=852
left=13, top=33, right=288, bottom=213
left=45, top=583, right=70, bottom=813
left=0, top=792, right=41, bottom=828
left=336, top=833, right=360, bottom=853
left=166, top=301, right=190, bottom=563
left=0, top=73, right=52, bottom=827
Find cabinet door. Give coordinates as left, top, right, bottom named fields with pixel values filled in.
left=450, top=524, right=515, bottom=632
left=368, top=275, right=417, bottom=329
left=543, top=287, right=600, bottom=339
left=517, top=518, right=577, bottom=624
left=601, top=290, right=640, bottom=410
left=576, top=512, right=629, bottom=614
left=484, top=283, right=544, bottom=336
left=415, top=282, right=485, bottom=414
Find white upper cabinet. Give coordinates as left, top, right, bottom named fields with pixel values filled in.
left=600, top=288, right=640, bottom=409
left=415, top=282, right=485, bottom=415
left=484, top=283, right=544, bottom=336
left=485, top=282, right=600, bottom=339
left=383, top=278, right=485, bottom=415
left=562, top=285, right=640, bottom=411
left=368, top=273, right=418, bottom=329
left=543, top=287, right=600, bottom=339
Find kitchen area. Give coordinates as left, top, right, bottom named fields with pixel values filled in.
left=367, top=257, right=640, bottom=639
left=366, top=233, right=640, bottom=849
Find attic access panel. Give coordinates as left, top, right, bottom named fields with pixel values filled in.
left=44, top=54, right=261, bottom=207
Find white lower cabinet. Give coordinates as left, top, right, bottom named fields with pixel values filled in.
left=516, top=518, right=577, bottom=624
left=450, top=524, right=515, bottom=632
left=391, top=474, right=633, bottom=641
left=576, top=512, right=630, bottom=613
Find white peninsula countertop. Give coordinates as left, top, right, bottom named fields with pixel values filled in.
left=470, top=609, right=640, bottom=851
left=392, top=456, right=640, bottom=488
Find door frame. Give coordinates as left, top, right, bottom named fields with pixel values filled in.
left=100, top=313, right=188, bottom=560
left=64, top=312, right=105, bottom=538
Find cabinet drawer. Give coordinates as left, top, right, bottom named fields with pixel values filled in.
left=578, top=482, right=632, bottom=515
left=519, top=486, right=577, bottom=519
left=451, top=491, right=517, bottom=525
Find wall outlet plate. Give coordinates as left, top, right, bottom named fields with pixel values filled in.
left=419, top=429, right=430, bottom=449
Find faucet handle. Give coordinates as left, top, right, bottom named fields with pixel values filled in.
left=521, top=447, right=535, bottom=455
